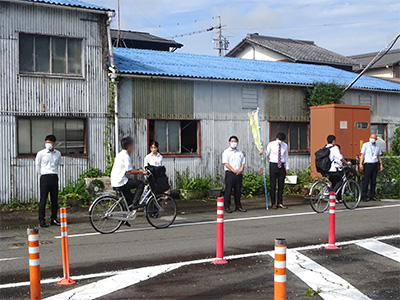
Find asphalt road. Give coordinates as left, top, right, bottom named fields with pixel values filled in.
left=0, top=198, right=399, bottom=299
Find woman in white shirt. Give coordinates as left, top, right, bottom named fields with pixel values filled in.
left=144, top=141, right=163, bottom=167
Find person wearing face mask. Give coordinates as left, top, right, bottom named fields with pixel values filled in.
left=222, top=136, right=246, bottom=213
left=260, top=132, right=289, bottom=209
left=35, top=134, right=61, bottom=228
left=144, top=141, right=163, bottom=167
left=359, top=133, right=383, bottom=202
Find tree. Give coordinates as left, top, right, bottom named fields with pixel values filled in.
left=306, top=82, right=344, bottom=111
left=391, top=124, right=400, bottom=155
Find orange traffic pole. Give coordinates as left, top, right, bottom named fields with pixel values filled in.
left=212, top=197, right=227, bottom=264
left=326, top=192, right=339, bottom=250
left=274, top=238, right=286, bottom=300
left=57, top=208, right=76, bottom=285
left=28, top=228, right=41, bottom=300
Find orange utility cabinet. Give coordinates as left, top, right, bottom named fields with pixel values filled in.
left=310, top=104, right=371, bottom=178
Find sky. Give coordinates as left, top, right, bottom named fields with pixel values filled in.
left=85, top=0, right=400, bottom=57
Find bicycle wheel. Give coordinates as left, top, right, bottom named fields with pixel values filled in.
left=146, top=194, right=177, bottom=229
left=309, top=181, right=330, bottom=213
left=89, top=196, right=124, bottom=234
left=342, top=179, right=361, bottom=210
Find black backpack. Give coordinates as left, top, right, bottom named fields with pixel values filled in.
left=314, top=146, right=333, bottom=174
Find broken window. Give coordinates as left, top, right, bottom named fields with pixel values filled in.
left=148, top=120, right=200, bottom=155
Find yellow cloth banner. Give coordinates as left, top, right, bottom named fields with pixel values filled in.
left=249, top=109, right=262, bottom=151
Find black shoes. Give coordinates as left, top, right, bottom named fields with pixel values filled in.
left=39, top=222, right=49, bottom=228
left=362, top=197, right=370, bottom=202
left=123, top=221, right=131, bottom=227
left=130, top=202, right=146, bottom=210
left=225, top=208, right=232, bottom=213
left=236, top=207, right=247, bottom=212
left=51, top=219, right=61, bottom=226
left=370, top=197, right=381, bottom=201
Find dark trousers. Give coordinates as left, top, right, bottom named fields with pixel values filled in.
left=269, top=163, right=286, bottom=205
left=39, top=174, right=59, bottom=222
left=328, top=171, right=343, bottom=200
left=121, top=178, right=144, bottom=207
left=362, top=163, right=379, bottom=199
left=224, top=171, right=243, bottom=209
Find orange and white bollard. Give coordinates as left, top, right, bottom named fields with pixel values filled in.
left=274, top=238, right=286, bottom=300
left=57, top=208, right=76, bottom=285
left=28, top=228, right=41, bottom=300
left=325, top=192, right=339, bottom=250
left=212, top=197, right=227, bottom=264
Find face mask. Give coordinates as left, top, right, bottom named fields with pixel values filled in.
left=151, top=148, right=158, bottom=153
left=230, top=142, right=238, bottom=149
left=369, top=138, right=376, bottom=144
left=277, top=140, right=282, bottom=145
left=45, top=143, right=53, bottom=150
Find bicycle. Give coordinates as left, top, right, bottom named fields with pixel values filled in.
left=89, top=168, right=177, bottom=233
left=308, top=165, right=361, bottom=213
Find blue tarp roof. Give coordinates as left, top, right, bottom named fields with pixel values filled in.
left=113, top=47, right=400, bottom=92
left=24, top=0, right=113, bottom=11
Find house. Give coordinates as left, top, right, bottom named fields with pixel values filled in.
left=348, top=49, right=400, bottom=81
left=226, top=33, right=358, bottom=71
left=111, top=47, right=400, bottom=186
left=0, top=0, right=114, bottom=203
left=111, top=29, right=183, bottom=51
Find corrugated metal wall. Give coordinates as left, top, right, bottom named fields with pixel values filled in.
left=131, top=78, right=194, bottom=119
left=0, top=2, right=110, bottom=203
left=265, top=86, right=309, bottom=121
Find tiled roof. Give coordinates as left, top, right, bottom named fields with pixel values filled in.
left=226, top=34, right=359, bottom=67
left=348, top=49, right=400, bottom=71
left=113, top=47, right=400, bottom=91
left=111, top=30, right=182, bottom=48
left=22, top=0, right=113, bottom=11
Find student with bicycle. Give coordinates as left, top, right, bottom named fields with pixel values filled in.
left=325, top=135, right=351, bottom=202
left=111, top=137, right=148, bottom=210
left=144, top=141, right=163, bottom=167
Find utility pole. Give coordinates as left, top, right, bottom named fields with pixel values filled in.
left=212, top=16, right=229, bottom=56
left=117, top=0, right=121, bottom=47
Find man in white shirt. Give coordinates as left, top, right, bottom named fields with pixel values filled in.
left=35, top=135, right=61, bottom=228
left=222, top=136, right=246, bottom=213
left=359, top=133, right=383, bottom=201
left=326, top=135, right=351, bottom=201
left=111, top=137, right=148, bottom=210
left=261, top=132, right=289, bottom=209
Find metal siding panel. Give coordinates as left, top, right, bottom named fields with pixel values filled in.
left=131, top=78, right=194, bottom=119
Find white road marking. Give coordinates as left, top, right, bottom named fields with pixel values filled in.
left=356, top=239, right=400, bottom=263
left=55, top=203, right=400, bottom=239
left=281, top=250, right=371, bottom=300
left=0, top=257, right=22, bottom=262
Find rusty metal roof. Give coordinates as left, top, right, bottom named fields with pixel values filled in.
left=113, top=47, right=400, bottom=91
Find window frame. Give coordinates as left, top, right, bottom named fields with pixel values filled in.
left=371, top=122, right=388, bottom=152
left=17, top=117, right=88, bottom=157
left=269, top=121, right=310, bottom=154
left=147, top=119, right=201, bottom=157
left=18, top=32, right=84, bottom=78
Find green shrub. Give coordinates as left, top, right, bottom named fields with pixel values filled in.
left=176, top=170, right=212, bottom=197
left=376, top=155, right=400, bottom=198
left=391, top=124, right=400, bottom=155
left=59, top=179, right=92, bottom=207
left=306, top=82, right=344, bottom=112
left=80, top=168, right=104, bottom=178
left=241, top=172, right=268, bottom=198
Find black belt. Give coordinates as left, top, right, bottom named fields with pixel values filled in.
left=363, top=162, right=379, bottom=164
left=41, top=174, right=58, bottom=177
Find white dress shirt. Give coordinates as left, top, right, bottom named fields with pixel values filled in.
left=265, top=140, right=289, bottom=170
left=361, top=142, right=382, bottom=163
left=144, top=152, right=163, bottom=167
left=222, top=147, right=246, bottom=171
left=111, top=150, right=133, bottom=187
left=327, top=144, right=343, bottom=172
left=35, top=148, right=61, bottom=175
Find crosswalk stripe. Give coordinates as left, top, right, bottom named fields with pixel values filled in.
left=356, top=239, right=400, bottom=263
left=283, top=250, right=371, bottom=300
